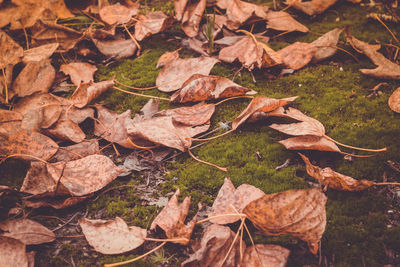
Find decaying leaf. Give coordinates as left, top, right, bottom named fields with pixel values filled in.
left=265, top=11, right=309, bottom=33
left=182, top=224, right=244, bottom=267
left=0, top=110, right=23, bottom=123
left=0, top=236, right=28, bottom=267
left=156, top=52, right=219, bottom=92
left=99, top=3, right=139, bottom=25
left=0, top=219, right=55, bottom=245
left=60, top=62, right=98, bottom=86
left=244, top=188, right=327, bottom=254
left=45, top=119, right=86, bottom=143
left=51, top=140, right=99, bottom=162
left=23, top=195, right=88, bottom=209
left=299, top=153, right=375, bottom=191
left=240, top=244, right=290, bottom=267
left=285, top=0, right=337, bottom=16
left=278, top=42, right=317, bottom=70
left=79, top=217, right=147, bottom=254
left=150, top=189, right=196, bottom=244
left=91, top=37, right=137, bottom=59
left=22, top=43, right=59, bottom=63
left=389, top=87, right=400, bottom=113
left=71, top=79, right=114, bottom=108
left=279, top=135, right=340, bottom=152
left=0, top=31, right=23, bottom=69
left=181, top=0, right=206, bottom=37
left=170, top=74, right=256, bottom=103
left=135, top=11, right=172, bottom=41
left=346, top=31, right=400, bottom=79
left=312, top=28, right=343, bottom=62
left=156, top=102, right=215, bottom=126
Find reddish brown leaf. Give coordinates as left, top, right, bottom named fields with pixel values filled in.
left=92, top=37, right=137, bottom=60
left=240, top=244, right=290, bottom=267
left=60, top=62, right=98, bottom=86
left=135, top=11, right=172, bottom=41
left=243, top=188, right=327, bottom=254
left=174, top=0, right=188, bottom=21
left=285, top=0, right=337, bottom=16
left=312, top=28, right=343, bottom=62
left=156, top=52, right=218, bottom=92
left=279, top=135, right=341, bottom=152
left=52, top=140, right=99, bottom=162
left=181, top=0, right=206, bottom=37
left=389, top=87, right=400, bottom=113
left=156, top=50, right=179, bottom=68
left=71, top=79, right=114, bottom=108
left=299, top=153, right=375, bottom=191
left=265, top=11, right=309, bottom=32
left=181, top=224, right=244, bottom=267
left=79, top=217, right=147, bottom=254
left=0, top=31, right=23, bottom=69
left=0, top=110, right=23, bottom=123
left=170, top=74, right=256, bottom=103
left=23, top=195, right=88, bottom=209
left=99, top=3, right=139, bottom=25
left=0, top=3, right=42, bottom=30
left=23, top=43, right=59, bottom=63
left=156, top=102, right=215, bottom=126
left=150, top=189, right=196, bottom=244
left=278, top=42, right=317, bottom=70
left=0, top=219, right=55, bottom=245
left=0, top=236, right=28, bottom=267
left=45, top=119, right=86, bottom=143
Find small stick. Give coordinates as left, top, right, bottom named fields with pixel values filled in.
left=191, top=129, right=234, bottom=142
left=188, top=147, right=228, bottom=172
left=373, top=13, right=400, bottom=44
left=375, top=182, right=400, bottom=186
left=122, top=23, right=142, bottom=51
left=324, top=135, right=387, bottom=153
left=113, top=86, right=170, bottom=101
left=2, top=68, right=8, bottom=104
left=339, top=151, right=377, bottom=158
left=219, top=218, right=245, bottom=267
left=144, top=237, right=189, bottom=243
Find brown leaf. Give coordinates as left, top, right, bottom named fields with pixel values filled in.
left=0, top=31, right=23, bottom=69
left=71, top=79, right=114, bottom=108
left=285, top=0, right=337, bottom=16
left=79, top=217, right=147, bottom=254
left=156, top=102, right=215, bottom=126
left=22, top=43, right=59, bottom=63
left=299, top=153, right=375, bottom=191
left=243, top=188, right=327, bottom=254
left=240, top=244, right=290, bottom=267
left=181, top=224, right=244, bottom=267
left=99, top=3, right=139, bottom=25
left=45, top=119, right=86, bottom=143
left=232, top=96, right=298, bottom=130
left=174, top=0, right=188, bottom=21
left=278, top=42, right=317, bottom=70
left=60, top=62, right=98, bottom=86
left=170, top=74, right=256, bottom=103
left=181, top=0, right=206, bottom=37
left=265, top=11, right=309, bottom=32
left=23, top=195, right=88, bottom=209
left=156, top=50, right=179, bottom=68
left=209, top=178, right=265, bottom=224
left=156, top=53, right=219, bottom=92
left=91, top=37, right=137, bottom=59
left=51, top=140, right=99, bottom=162
left=135, top=11, right=172, bottom=41
left=346, top=31, right=400, bottom=79
left=0, top=110, right=23, bottom=123
left=312, top=28, right=343, bottom=62
left=0, top=219, right=55, bottom=245
left=150, top=189, right=196, bottom=244
left=388, top=87, right=400, bottom=113
left=279, top=135, right=341, bottom=152
left=0, top=236, right=28, bottom=267
left=12, top=59, right=55, bottom=97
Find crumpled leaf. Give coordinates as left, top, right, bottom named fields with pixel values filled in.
left=22, top=43, right=59, bottom=63
left=0, top=31, right=23, bottom=69
left=240, top=244, right=290, bottom=267
left=71, top=79, right=114, bottom=108
left=181, top=0, right=206, bottom=37
left=150, top=189, right=196, bottom=245
left=135, top=11, right=172, bottom=41
left=265, top=11, right=309, bottom=33
left=312, top=28, right=343, bottom=62
left=170, top=74, right=256, bottom=103
left=346, top=31, right=400, bottom=79
left=99, top=3, right=139, bottom=25
left=285, top=0, right=337, bottom=16
left=299, top=153, right=375, bottom=191
left=0, top=236, right=28, bottom=267
left=278, top=42, right=317, bottom=70
left=91, top=37, right=137, bottom=59
left=389, top=87, right=400, bottom=113
left=208, top=178, right=265, bottom=224
left=79, top=217, right=147, bottom=254
left=232, top=96, right=298, bottom=130
left=181, top=224, right=244, bottom=267
left=156, top=102, right=215, bottom=126
left=51, top=140, right=99, bottom=162
left=243, top=188, right=327, bottom=254
left=0, top=219, right=55, bottom=245
left=156, top=53, right=219, bottom=92
left=45, top=119, right=86, bottom=143
left=60, top=62, right=98, bottom=86
left=12, top=59, right=55, bottom=97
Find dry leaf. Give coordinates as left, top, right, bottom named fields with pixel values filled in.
left=150, top=189, right=196, bottom=244
left=91, top=37, right=137, bottom=59
left=71, top=79, right=114, bottom=108
left=79, top=217, right=147, bottom=254
left=0, top=31, right=23, bottom=69
left=285, top=0, right=337, bottom=16
left=244, top=188, right=327, bottom=254
left=346, top=31, right=400, bottom=79
left=135, top=11, right=172, bottom=41
left=0, top=110, right=23, bottom=123
left=312, top=28, right=343, bottom=62
left=12, top=59, right=55, bottom=97
left=181, top=0, right=206, bottom=37
left=156, top=50, right=179, bottom=68
left=0, top=219, right=55, bottom=245
left=23, top=43, right=59, bottom=63
left=156, top=102, right=214, bottom=127
left=51, top=140, right=99, bottom=162
left=265, top=11, right=309, bottom=32
left=170, top=74, right=256, bottom=103
left=0, top=236, right=28, bottom=267
left=388, top=87, right=400, bottom=113
left=174, top=0, right=188, bottom=21
left=240, top=244, right=290, bottom=267
left=278, top=42, right=317, bottom=70
left=299, top=153, right=375, bottom=191
left=45, top=119, right=86, bottom=143
left=279, top=135, right=341, bottom=152
left=182, top=224, right=244, bottom=267
left=99, top=3, right=139, bottom=25
left=23, top=195, right=88, bottom=209
left=60, top=62, right=98, bottom=86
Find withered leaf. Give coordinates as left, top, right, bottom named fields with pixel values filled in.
left=346, top=32, right=400, bottom=79
left=52, top=140, right=99, bottom=162
left=240, top=244, right=290, bottom=267
left=285, top=0, right=337, bottom=16
left=60, top=62, right=98, bottom=86
left=170, top=74, right=256, bottom=103
left=156, top=50, right=179, bottom=68
left=173, top=0, right=188, bottom=21
left=244, top=188, right=327, bottom=254
left=71, top=79, right=114, bottom=108
left=156, top=52, right=218, bottom=92
left=0, top=110, right=23, bottom=123
left=23, top=43, right=59, bottom=63
left=278, top=42, right=317, bottom=70
left=181, top=224, right=244, bottom=267
left=24, top=195, right=88, bottom=209
left=299, top=153, right=375, bottom=191
left=135, top=11, right=172, bottom=41
left=92, top=37, right=137, bottom=60
left=279, top=135, right=340, bottom=152
left=79, top=217, right=147, bottom=254
left=0, top=236, right=28, bottom=267
left=181, top=0, right=206, bottom=37
left=0, top=31, right=23, bottom=69
left=156, top=102, right=215, bottom=126
left=150, top=189, right=196, bottom=245
left=45, top=119, right=86, bottom=143
left=388, top=87, right=400, bottom=113
left=13, top=59, right=55, bottom=97
left=265, top=11, right=309, bottom=33
left=99, top=3, right=139, bottom=25
left=312, top=28, right=343, bottom=62
left=0, top=219, right=55, bottom=245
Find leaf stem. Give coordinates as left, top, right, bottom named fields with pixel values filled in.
left=191, top=129, right=234, bottom=141
left=215, top=95, right=254, bottom=106
left=113, top=86, right=169, bottom=101
left=188, top=148, right=228, bottom=172
left=324, top=135, right=387, bottom=153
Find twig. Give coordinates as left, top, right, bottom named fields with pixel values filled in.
left=52, top=212, right=81, bottom=231
left=219, top=218, right=245, bottom=267
left=373, top=13, right=400, bottom=44
left=122, top=23, right=142, bottom=51
left=188, top=147, right=228, bottom=172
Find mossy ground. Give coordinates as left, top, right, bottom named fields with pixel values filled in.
left=1, top=0, right=400, bottom=266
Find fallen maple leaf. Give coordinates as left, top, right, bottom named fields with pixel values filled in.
left=135, top=11, right=172, bottom=41
left=265, top=10, right=309, bottom=32
left=0, top=236, right=28, bottom=267
left=0, top=218, right=55, bottom=245
left=389, top=87, right=400, bottom=113
left=0, top=31, right=23, bottom=69
left=285, top=0, right=337, bottom=16
left=71, top=79, right=114, bottom=108
left=60, top=62, right=98, bottom=86
left=150, top=189, right=196, bottom=245
left=312, top=28, right=343, bottom=62
left=240, top=244, right=290, bottom=267
left=243, top=188, right=327, bottom=254
left=170, top=74, right=257, bottom=103
left=181, top=0, right=206, bottom=37
left=22, top=43, right=59, bottom=64
left=278, top=42, right=317, bottom=70
left=79, top=217, right=147, bottom=254
left=299, top=153, right=376, bottom=191
left=99, top=3, right=139, bottom=25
